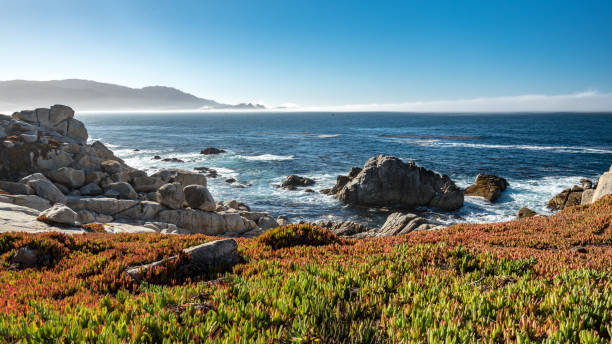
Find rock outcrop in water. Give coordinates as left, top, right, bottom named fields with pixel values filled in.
left=464, top=174, right=508, bottom=202
left=326, top=155, right=464, bottom=211
left=0, top=105, right=276, bottom=236
left=547, top=178, right=595, bottom=211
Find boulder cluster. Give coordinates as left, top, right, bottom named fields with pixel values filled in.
left=547, top=178, right=596, bottom=211
left=0, top=105, right=278, bottom=235
left=322, top=155, right=464, bottom=211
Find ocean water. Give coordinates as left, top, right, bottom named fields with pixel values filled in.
left=80, top=112, right=612, bottom=226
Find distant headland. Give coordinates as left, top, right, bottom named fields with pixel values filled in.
left=0, top=79, right=265, bottom=112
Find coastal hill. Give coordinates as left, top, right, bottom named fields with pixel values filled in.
left=0, top=79, right=265, bottom=112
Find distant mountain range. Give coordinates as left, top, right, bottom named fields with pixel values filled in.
left=0, top=79, right=265, bottom=112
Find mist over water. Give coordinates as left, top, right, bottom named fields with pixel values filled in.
left=81, top=112, right=612, bottom=226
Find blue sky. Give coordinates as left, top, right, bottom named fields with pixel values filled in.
left=1, top=0, right=612, bottom=109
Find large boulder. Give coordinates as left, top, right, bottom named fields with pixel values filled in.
left=66, top=196, right=139, bottom=216
left=46, top=167, right=86, bottom=188
left=106, top=182, right=138, bottom=200
left=334, top=155, right=464, bottom=211
left=125, top=239, right=240, bottom=283
left=157, top=209, right=255, bottom=235
left=317, top=220, right=373, bottom=237
left=378, top=212, right=431, bottom=236
left=156, top=183, right=185, bottom=209
left=0, top=194, right=51, bottom=211
left=464, top=174, right=508, bottom=202
left=38, top=203, right=78, bottom=226
left=183, top=185, right=216, bottom=211
left=589, top=166, right=612, bottom=204
left=19, top=173, right=66, bottom=204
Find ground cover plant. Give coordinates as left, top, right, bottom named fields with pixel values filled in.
left=0, top=196, right=611, bottom=343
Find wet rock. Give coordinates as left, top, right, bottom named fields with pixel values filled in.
left=200, top=147, right=226, bottom=155
left=225, top=178, right=236, bottom=184
left=184, top=185, right=216, bottom=211
left=162, top=157, right=185, bottom=163
left=281, top=175, right=315, bottom=189
left=548, top=186, right=583, bottom=210
left=464, top=174, right=509, bottom=202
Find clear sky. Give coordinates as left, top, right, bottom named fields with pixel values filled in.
left=1, top=0, right=612, bottom=109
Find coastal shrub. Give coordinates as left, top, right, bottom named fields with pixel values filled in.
left=81, top=223, right=106, bottom=233
left=0, top=196, right=611, bottom=342
left=257, top=223, right=340, bottom=249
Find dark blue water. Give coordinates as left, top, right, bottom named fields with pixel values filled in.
left=79, top=112, right=612, bottom=225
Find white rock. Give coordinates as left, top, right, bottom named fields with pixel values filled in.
left=590, top=168, right=612, bottom=203
left=46, top=167, right=86, bottom=188
left=38, top=203, right=78, bottom=226
left=0, top=194, right=51, bottom=211
left=19, top=173, right=67, bottom=204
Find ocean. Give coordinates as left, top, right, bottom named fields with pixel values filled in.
left=80, top=112, right=612, bottom=226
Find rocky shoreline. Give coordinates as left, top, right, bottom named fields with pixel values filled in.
left=1, top=104, right=611, bottom=237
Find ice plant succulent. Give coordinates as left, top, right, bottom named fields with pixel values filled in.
left=0, top=196, right=610, bottom=342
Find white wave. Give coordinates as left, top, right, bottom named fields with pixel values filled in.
left=411, top=140, right=612, bottom=154
left=239, top=154, right=295, bottom=161
left=316, top=134, right=341, bottom=138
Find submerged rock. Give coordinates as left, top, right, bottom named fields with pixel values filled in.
left=464, top=174, right=508, bottom=202
left=333, top=155, right=463, bottom=211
